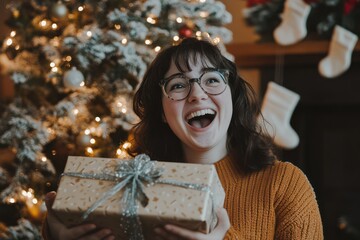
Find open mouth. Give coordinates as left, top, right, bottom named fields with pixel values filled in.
left=186, top=109, right=216, bottom=129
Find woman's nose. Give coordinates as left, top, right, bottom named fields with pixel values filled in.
left=187, top=82, right=208, bottom=102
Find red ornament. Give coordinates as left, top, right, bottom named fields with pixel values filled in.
left=178, top=26, right=192, bottom=38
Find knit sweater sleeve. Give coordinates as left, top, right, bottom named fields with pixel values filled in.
left=274, top=162, right=323, bottom=239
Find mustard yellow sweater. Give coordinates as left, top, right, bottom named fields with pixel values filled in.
left=215, top=155, right=323, bottom=239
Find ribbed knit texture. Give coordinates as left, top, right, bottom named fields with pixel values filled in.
left=215, top=155, right=323, bottom=240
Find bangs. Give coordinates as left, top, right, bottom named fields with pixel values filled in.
left=171, top=39, right=225, bottom=73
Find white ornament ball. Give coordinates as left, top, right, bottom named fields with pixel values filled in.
left=51, top=1, right=68, bottom=20
left=76, top=133, right=91, bottom=146
left=63, top=67, right=84, bottom=90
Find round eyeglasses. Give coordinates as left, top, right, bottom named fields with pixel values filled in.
left=159, top=69, right=229, bottom=101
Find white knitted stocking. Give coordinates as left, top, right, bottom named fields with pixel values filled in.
left=318, top=25, right=358, bottom=78
left=273, top=0, right=311, bottom=46
left=259, top=81, right=300, bottom=149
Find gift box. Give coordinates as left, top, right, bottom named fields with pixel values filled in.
left=52, top=154, right=225, bottom=239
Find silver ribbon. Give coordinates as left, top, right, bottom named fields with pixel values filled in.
left=62, top=154, right=214, bottom=240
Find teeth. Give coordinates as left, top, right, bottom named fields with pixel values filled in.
left=186, top=109, right=215, bottom=120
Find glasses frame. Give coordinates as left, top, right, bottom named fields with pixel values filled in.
left=159, top=69, right=229, bottom=101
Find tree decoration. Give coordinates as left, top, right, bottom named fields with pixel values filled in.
left=50, top=1, right=68, bottom=21
left=63, top=67, right=84, bottom=90
left=0, top=0, right=233, bottom=236
left=179, top=25, right=193, bottom=38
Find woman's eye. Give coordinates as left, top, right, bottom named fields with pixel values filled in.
left=205, top=78, right=221, bottom=85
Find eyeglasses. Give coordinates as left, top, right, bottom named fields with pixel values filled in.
left=159, top=69, right=229, bottom=101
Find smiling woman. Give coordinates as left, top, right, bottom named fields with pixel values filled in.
left=43, top=37, right=324, bottom=240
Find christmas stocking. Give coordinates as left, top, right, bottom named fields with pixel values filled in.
left=318, top=25, right=358, bottom=78
left=259, top=81, right=300, bottom=149
left=273, top=0, right=311, bottom=46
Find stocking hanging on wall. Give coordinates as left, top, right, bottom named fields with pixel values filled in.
left=273, top=0, right=311, bottom=46
left=259, top=81, right=300, bottom=149
left=318, top=25, right=358, bottom=78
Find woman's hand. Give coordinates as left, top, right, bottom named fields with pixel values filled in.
left=44, top=191, right=115, bottom=240
left=154, top=207, right=230, bottom=240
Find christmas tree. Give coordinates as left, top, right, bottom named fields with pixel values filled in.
left=0, top=0, right=232, bottom=238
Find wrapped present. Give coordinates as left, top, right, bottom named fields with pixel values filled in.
left=52, top=154, right=225, bottom=240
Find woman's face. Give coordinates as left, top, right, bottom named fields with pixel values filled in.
left=161, top=56, right=233, bottom=156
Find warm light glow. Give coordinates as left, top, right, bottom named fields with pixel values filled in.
left=50, top=62, right=56, bottom=67
left=85, top=129, right=91, bottom=135
left=116, top=148, right=122, bottom=155
left=86, top=31, right=92, bottom=37
left=199, top=11, right=209, bottom=18
left=196, top=31, right=202, bottom=37
left=117, top=102, right=123, bottom=107
left=145, top=39, right=152, bottom=45
left=8, top=198, right=15, bottom=204
left=15, top=45, right=20, bottom=50
left=32, top=198, right=38, bottom=204
left=121, top=108, right=127, bottom=113
left=78, top=6, right=84, bottom=11
left=73, top=108, right=79, bottom=115
left=52, top=23, right=58, bottom=30
left=95, top=117, right=101, bottom=122
left=65, top=56, right=72, bottom=61
left=80, top=81, right=85, bottom=87
left=176, top=17, right=183, bottom=23
left=114, top=24, right=121, bottom=30
left=121, top=38, right=128, bottom=44
left=40, top=20, right=48, bottom=27
left=154, top=46, right=161, bottom=52
left=51, top=67, right=58, bottom=72
left=90, top=138, right=96, bottom=144
left=10, top=31, right=16, bottom=37
left=86, top=147, right=93, bottom=154
left=6, top=38, right=13, bottom=46
left=122, top=142, right=131, bottom=149
left=173, top=36, right=180, bottom=41
left=41, top=157, right=47, bottom=162
left=146, top=17, right=156, bottom=24
left=200, top=0, right=206, bottom=2
left=213, top=37, right=220, bottom=44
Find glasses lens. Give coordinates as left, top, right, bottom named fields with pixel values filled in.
left=164, top=75, right=189, bottom=100
left=200, top=71, right=227, bottom=94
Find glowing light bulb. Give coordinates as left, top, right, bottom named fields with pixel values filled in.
left=85, top=129, right=91, bottom=135
left=6, top=38, right=13, bottom=46
left=86, top=147, right=93, bottom=154
left=52, top=23, right=58, bottom=30
left=41, top=157, right=47, bottom=162
left=176, top=17, right=183, bottom=23
left=90, top=138, right=96, bottom=144
left=154, top=46, right=161, bottom=52
left=86, top=31, right=92, bottom=37
left=173, top=36, right=180, bottom=41
left=10, top=31, right=16, bottom=37
left=50, top=62, right=56, bottom=67
left=121, top=38, right=128, bottom=44
left=95, top=117, right=101, bottom=122
left=78, top=6, right=84, bottom=11
left=114, top=24, right=121, bottom=30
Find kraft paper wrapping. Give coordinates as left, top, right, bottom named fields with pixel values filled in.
left=52, top=156, right=225, bottom=239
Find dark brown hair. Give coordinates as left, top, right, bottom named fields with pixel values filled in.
left=128, top=37, right=276, bottom=173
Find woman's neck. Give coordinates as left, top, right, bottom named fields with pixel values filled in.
left=182, top=144, right=228, bottom=164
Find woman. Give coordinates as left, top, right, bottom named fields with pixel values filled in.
left=43, top=37, right=323, bottom=239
